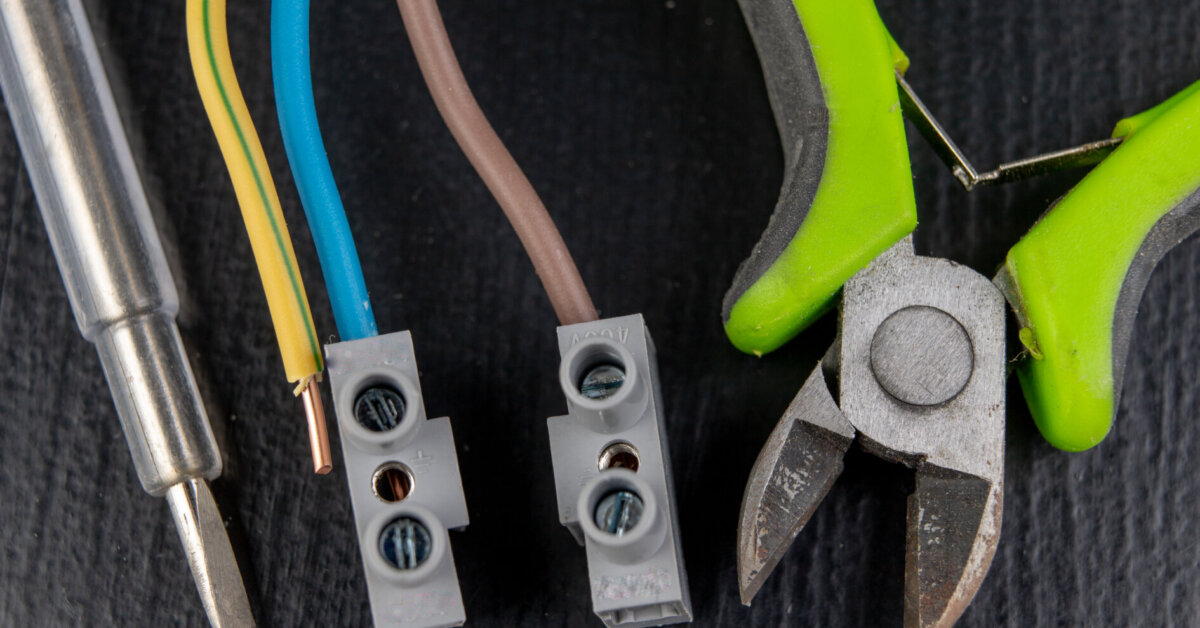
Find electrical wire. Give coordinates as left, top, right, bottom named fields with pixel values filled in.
left=272, top=0, right=378, bottom=341
left=186, top=0, right=332, bottom=474
left=395, top=0, right=598, bottom=326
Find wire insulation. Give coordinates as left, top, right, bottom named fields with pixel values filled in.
left=272, top=0, right=379, bottom=341
left=186, top=0, right=323, bottom=386
left=396, top=0, right=598, bottom=325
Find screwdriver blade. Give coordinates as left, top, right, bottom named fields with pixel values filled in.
left=166, top=478, right=255, bottom=627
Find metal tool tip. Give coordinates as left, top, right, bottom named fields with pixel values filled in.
left=737, top=566, right=765, bottom=607
left=736, top=480, right=782, bottom=606
left=166, top=479, right=256, bottom=628
left=736, top=504, right=788, bottom=607
left=735, top=428, right=843, bottom=608
left=904, top=469, right=1002, bottom=628
left=301, top=379, right=334, bottom=475
left=736, top=365, right=854, bottom=610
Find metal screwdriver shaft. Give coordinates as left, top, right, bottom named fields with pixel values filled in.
left=167, top=479, right=256, bottom=627
left=0, top=0, right=253, bottom=625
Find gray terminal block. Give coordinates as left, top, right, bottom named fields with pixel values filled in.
left=325, top=331, right=469, bottom=628
left=547, top=314, right=693, bottom=627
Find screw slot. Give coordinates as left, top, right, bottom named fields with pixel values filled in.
left=598, top=441, right=640, bottom=473
left=579, top=363, right=626, bottom=400
left=378, top=516, right=432, bottom=570
left=371, top=463, right=414, bottom=503
left=593, top=489, right=644, bottom=536
left=354, top=385, right=406, bottom=432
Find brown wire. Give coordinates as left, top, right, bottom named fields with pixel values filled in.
left=396, top=0, right=599, bottom=325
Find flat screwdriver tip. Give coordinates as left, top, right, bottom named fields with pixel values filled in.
left=165, top=478, right=255, bottom=628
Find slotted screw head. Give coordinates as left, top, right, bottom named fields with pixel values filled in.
left=354, top=386, right=406, bottom=432
left=580, top=364, right=626, bottom=400
left=378, top=517, right=432, bottom=570
left=594, top=489, right=644, bottom=536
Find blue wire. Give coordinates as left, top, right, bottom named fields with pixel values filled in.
left=272, top=0, right=377, bottom=341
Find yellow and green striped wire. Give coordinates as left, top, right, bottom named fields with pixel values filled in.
left=186, top=0, right=323, bottom=391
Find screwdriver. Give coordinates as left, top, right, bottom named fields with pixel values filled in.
left=0, top=0, right=254, bottom=625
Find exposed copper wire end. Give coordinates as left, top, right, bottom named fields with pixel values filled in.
left=388, top=471, right=405, bottom=499
left=301, top=378, right=333, bottom=474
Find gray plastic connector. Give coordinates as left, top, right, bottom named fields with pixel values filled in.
left=326, top=331, right=469, bottom=628
left=547, top=314, right=692, bottom=627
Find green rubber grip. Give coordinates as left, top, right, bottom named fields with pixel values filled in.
left=1000, top=79, right=1200, bottom=451
left=723, top=0, right=916, bottom=356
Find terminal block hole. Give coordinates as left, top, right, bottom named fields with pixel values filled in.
left=372, top=463, right=414, bottom=503
left=598, top=441, right=640, bottom=472
left=563, top=339, right=639, bottom=411
left=580, top=363, right=625, bottom=400
left=594, top=489, right=644, bottom=536
left=378, top=516, right=432, bottom=570
left=354, top=385, right=406, bottom=432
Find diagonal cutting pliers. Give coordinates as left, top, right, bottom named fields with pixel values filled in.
left=728, top=0, right=1200, bottom=625
left=738, top=237, right=1006, bottom=627
left=727, top=3, right=1005, bottom=625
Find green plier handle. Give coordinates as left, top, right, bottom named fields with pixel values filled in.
left=723, top=0, right=915, bottom=356
left=1000, top=80, right=1200, bottom=451
left=730, top=0, right=1200, bottom=451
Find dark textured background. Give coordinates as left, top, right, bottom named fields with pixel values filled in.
left=0, top=0, right=1197, bottom=626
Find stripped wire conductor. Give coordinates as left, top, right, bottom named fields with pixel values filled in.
left=186, top=0, right=332, bottom=474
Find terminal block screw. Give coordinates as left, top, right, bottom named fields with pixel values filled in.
left=355, top=386, right=406, bottom=432
left=378, top=517, right=432, bottom=570
left=580, top=364, right=626, bottom=400
left=594, top=489, right=644, bottom=536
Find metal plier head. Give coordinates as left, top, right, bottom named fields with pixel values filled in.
left=738, top=239, right=1006, bottom=628
left=727, top=0, right=1007, bottom=623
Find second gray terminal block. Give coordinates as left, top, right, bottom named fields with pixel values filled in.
left=547, top=313, right=692, bottom=627
left=326, top=331, right=469, bottom=628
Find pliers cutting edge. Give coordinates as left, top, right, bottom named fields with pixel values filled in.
left=737, top=238, right=1006, bottom=628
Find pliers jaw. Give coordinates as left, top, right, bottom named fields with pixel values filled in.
left=905, top=466, right=1003, bottom=628
left=736, top=361, right=852, bottom=605
left=737, top=241, right=1006, bottom=627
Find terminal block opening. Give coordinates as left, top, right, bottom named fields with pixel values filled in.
left=581, top=363, right=626, bottom=400
left=354, top=384, right=407, bottom=432
left=560, top=335, right=648, bottom=434
left=565, top=341, right=633, bottom=405
left=378, top=515, right=432, bottom=570
left=578, top=469, right=667, bottom=566
left=594, top=488, right=645, bottom=536
left=372, top=462, right=415, bottom=503
left=598, top=441, right=640, bottom=472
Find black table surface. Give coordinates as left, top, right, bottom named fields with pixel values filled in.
left=1, top=1, right=1197, bottom=626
